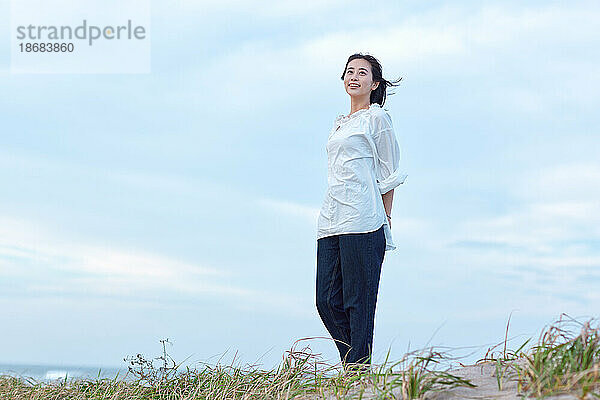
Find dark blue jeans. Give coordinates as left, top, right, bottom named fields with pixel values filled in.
left=316, top=224, right=386, bottom=370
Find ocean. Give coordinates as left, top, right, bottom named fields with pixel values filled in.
left=0, top=363, right=130, bottom=383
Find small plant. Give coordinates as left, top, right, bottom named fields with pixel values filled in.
left=123, top=337, right=180, bottom=388
left=397, top=348, right=476, bottom=399
left=477, top=311, right=532, bottom=391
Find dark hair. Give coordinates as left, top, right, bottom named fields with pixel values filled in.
left=340, top=53, right=402, bottom=107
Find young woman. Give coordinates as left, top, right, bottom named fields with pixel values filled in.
left=316, top=53, right=407, bottom=373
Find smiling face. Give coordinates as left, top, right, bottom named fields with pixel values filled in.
left=343, top=58, right=379, bottom=99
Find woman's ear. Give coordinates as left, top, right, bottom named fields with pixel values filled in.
left=372, top=81, right=380, bottom=90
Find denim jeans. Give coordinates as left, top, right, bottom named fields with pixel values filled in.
left=315, top=224, right=386, bottom=370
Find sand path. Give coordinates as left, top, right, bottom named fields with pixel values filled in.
left=303, top=360, right=595, bottom=399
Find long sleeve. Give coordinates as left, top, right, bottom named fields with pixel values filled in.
left=370, top=109, right=408, bottom=194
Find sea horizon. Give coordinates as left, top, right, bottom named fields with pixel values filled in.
left=0, top=362, right=129, bottom=383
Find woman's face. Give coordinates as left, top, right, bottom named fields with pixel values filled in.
left=343, top=58, right=379, bottom=99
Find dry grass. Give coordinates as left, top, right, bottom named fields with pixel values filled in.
left=1, top=314, right=599, bottom=399
left=478, top=312, right=600, bottom=399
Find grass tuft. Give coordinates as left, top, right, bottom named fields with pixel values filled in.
left=512, top=313, right=600, bottom=399
left=2, top=314, right=600, bottom=399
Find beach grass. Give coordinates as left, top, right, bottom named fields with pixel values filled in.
left=1, top=314, right=599, bottom=399
left=477, top=313, right=600, bottom=399
left=512, top=315, right=600, bottom=398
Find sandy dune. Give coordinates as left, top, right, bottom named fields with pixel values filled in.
left=306, top=360, right=596, bottom=399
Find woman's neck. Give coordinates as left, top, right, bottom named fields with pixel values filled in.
left=347, top=98, right=370, bottom=117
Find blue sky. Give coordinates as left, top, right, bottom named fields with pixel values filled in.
left=0, top=0, right=599, bottom=371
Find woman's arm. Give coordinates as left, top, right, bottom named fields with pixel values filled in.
left=370, top=110, right=407, bottom=196
left=382, top=189, right=394, bottom=228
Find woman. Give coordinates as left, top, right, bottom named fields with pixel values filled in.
left=316, top=53, right=407, bottom=373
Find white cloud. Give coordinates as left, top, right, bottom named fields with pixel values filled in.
left=255, top=196, right=319, bottom=225
left=439, top=162, right=600, bottom=307
left=0, top=213, right=315, bottom=318
left=168, top=1, right=599, bottom=121
left=0, top=214, right=301, bottom=310
left=161, top=0, right=349, bottom=18
left=450, top=162, right=600, bottom=245
left=452, top=201, right=600, bottom=250
left=513, top=163, right=600, bottom=202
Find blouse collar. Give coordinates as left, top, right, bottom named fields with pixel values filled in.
left=335, top=103, right=381, bottom=125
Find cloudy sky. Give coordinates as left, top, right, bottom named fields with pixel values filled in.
left=0, top=0, right=599, bottom=371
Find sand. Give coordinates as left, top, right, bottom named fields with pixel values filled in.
left=303, top=360, right=597, bottom=399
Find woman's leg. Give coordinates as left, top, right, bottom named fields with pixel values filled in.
left=338, top=225, right=386, bottom=368
left=316, top=235, right=352, bottom=365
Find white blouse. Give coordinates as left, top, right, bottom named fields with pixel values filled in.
left=316, top=103, right=408, bottom=251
